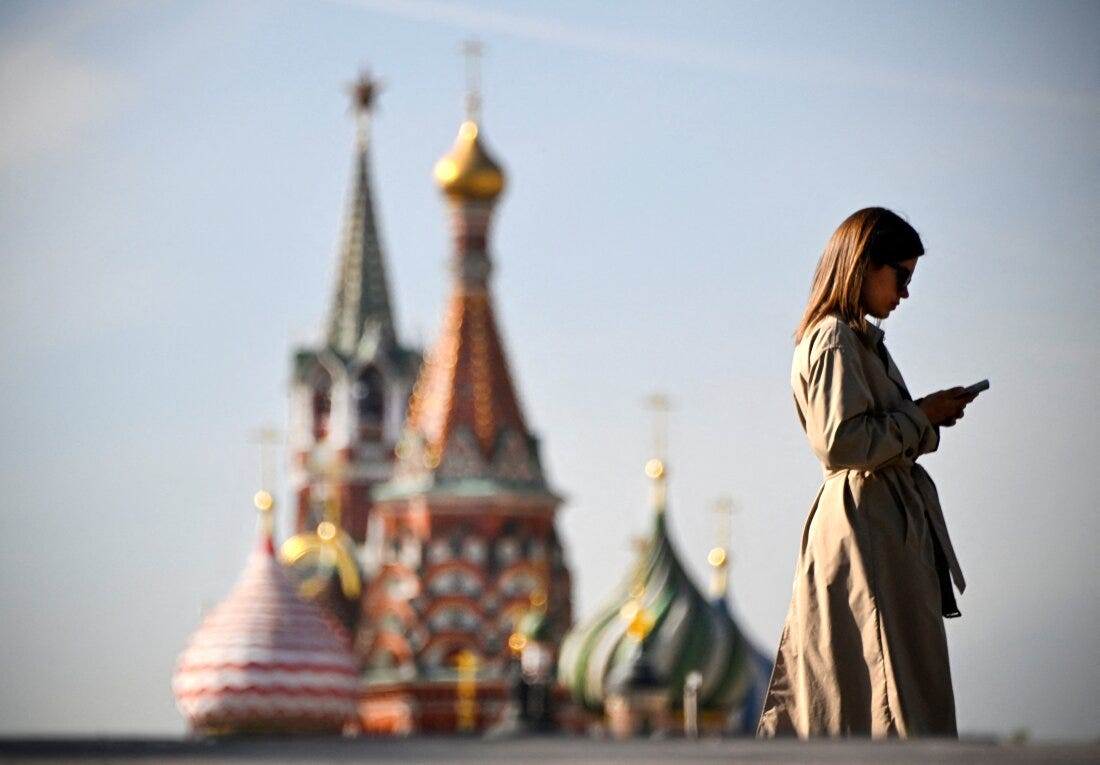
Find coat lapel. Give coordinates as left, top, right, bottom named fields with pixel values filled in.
left=866, top=323, right=912, bottom=400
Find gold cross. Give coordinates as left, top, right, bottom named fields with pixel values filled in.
left=462, top=40, right=483, bottom=122
left=714, top=495, right=734, bottom=555
left=644, top=393, right=671, bottom=464
left=250, top=426, right=280, bottom=492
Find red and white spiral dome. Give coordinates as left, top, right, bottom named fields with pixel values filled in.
left=172, top=532, right=360, bottom=735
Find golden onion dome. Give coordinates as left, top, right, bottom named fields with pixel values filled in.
left=433, top=120, right=505, bottom=200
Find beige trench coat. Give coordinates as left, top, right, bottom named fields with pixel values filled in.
left=758, top=314, right=965, bottom=738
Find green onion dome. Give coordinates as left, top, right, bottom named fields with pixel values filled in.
left=557, top=460, right=754, bottom=715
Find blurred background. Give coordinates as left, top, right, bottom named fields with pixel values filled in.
left=0, top=0, right=1097, bottom=742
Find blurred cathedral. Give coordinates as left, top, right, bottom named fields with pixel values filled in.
left=174, top=57, right=770, bottom=737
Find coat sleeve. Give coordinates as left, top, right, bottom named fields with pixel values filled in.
left=802, top=340, right=939, bottom=471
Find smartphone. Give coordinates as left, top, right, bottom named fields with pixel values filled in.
left=961, top=379, right=990, bottom=396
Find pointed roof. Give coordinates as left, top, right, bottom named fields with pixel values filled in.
left=325, top=74, right=397, bottom=358
left=380, top=115, right=548, bottom=496
left=405, top=289, right=528, bottom=462
left=172, top=501, right=360, bottom=734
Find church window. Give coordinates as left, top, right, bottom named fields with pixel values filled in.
left=311, top=371, right=332, bottom=440
left=463, top=536, right=486, bottom=564
left=500, top=571, right=538, bottom=598
left=496, top=537, right=520, bottom=566
left=429, top=605, right=480, bottom=632
left=427, top=567, right=481, bottom=596
left=428, top=539, right=452, bottom=564
left=354, top=366, right=385, bottom=441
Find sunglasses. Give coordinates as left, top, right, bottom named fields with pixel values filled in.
left=889, top=264, right=913, bottom=292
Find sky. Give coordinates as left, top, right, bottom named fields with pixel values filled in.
left=1, top=0, right=1098, bottom=743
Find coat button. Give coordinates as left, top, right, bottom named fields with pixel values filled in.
left=905, top=447, right=915, bottom=458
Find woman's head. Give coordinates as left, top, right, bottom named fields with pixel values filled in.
left=795, top=207, right=924, bottom=343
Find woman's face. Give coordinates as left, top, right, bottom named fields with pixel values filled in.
left=861, top=257, right=918, bottom=319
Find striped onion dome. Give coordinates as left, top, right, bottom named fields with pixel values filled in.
left=172, top=517, right=360, bottom=735
left=557, top=460, right=753, bottom=715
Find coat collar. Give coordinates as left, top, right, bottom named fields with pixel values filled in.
left=863, top=320, right=911, bottom=398
left=864, top=320, right=885, bottom=346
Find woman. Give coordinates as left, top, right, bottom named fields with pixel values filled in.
left=757, top=208, right=977, bottom=738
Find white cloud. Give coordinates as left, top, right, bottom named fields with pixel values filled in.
left=0, top=42, right=126, bottom=169
left=339, top=0, right=1100, bottom=116
left=336, top=0, right=747, bottom=69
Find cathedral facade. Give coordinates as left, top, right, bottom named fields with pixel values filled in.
left=285, top=74, right=573, bottom=734
left=177, top=66, right=769, bottom=739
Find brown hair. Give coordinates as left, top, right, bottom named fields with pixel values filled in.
left=794, top=207, right=924, bottom=343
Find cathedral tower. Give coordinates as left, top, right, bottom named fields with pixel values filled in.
left=356, top=63, right=573, bottom=734
left=284, top=75, right=421, bottom=632
left=288, top=74, right=421, bottom=552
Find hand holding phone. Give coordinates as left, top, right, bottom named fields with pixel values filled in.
left=960, top=379, right=989, bottom=396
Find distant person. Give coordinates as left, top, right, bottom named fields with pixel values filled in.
left=757, top=207, right=981, bottom=738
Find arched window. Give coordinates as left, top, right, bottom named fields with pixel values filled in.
left=463, top=536, right=487, bottom=564
left=495, top=537, right=520, bottom=567
left=428, top=538, right=452, bottom=565
left=355, top=366, right=385, bottom=441
left=499, top=570, right=539, bottom=599
left=428, top=605, right=480, bottom=633
left=427, top=567, right=482, bottom=597
left=310, top=366, right=333, bottom=441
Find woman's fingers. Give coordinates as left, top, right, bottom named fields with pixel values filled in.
left=919, top=385, right=979, bottom=428
left=919, top=388, right=976, bottom=427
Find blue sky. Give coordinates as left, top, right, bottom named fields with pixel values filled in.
left=1, top=0, right=1097, bottom=741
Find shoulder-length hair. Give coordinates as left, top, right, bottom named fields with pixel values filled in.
left=794, top=207, right=924, bottom=344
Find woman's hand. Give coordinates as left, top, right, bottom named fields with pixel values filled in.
left=917, top=387, right=977, bottom=428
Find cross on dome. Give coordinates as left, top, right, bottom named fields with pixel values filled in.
left=462, top=40, right=483, bottom=123
left=350, top=71, right=380, bottom=113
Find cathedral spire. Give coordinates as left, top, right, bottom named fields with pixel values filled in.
left=289, top=72, right=421, bottom=548
left=356, top=56, right=573, bottom=734
left=326, top=72, right=396, bottom=357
